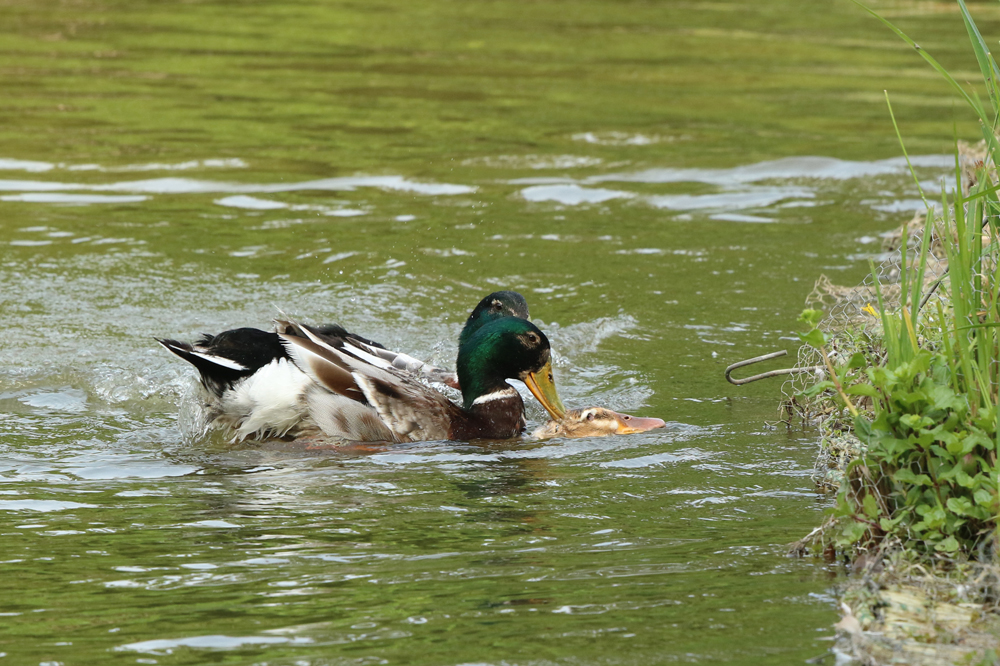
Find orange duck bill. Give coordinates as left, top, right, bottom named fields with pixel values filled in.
left=607, top=410, right=666, bottom=434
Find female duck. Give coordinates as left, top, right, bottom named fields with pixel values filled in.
left=531, top=407, right=665, bottom=439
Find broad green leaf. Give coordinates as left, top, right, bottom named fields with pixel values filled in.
left=847, top=383, right=878, bottom=398
left=974, top=488, right=997, bottom=507
left=927, top=383, right=963, bottom=412
left=879, top=516, right=902, bottom=531
left=946, top=496, right=973, bottom=516
left=900, top=414, right=933, bottom=431
left=798, top=328, right=827, bottom=349
left=854, top=414, right=874, bottom=441
left=955, top=470, right=976, bottom=489
left=894, top=468, right=932, bottom=486
left=839, top=520, right=868, bottom=544
left=862, top=494, right=879, bottom=519
left=797, top=309, right=824, bottom=328
left=923, top=505, right=947, bottom=528
left=963, top=431, right=993, bottom=453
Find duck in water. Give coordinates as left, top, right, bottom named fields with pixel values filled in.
left=157, top=291, right=535, bottom=440
left=277, top=315, right=564, bottom=442
left=531, top=407, right=665, bottom=439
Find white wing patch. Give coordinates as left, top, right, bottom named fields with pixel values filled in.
left=338, top=340, right=396, bottom=371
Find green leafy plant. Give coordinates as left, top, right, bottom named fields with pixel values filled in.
left=796, top=0, right=1000, bottom=557
left=838, top=351, right=998, bottom=553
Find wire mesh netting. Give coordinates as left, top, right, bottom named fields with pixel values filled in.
left=780, top=140, right=993, bottom=490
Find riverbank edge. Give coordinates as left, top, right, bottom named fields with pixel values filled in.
left=784, top=203, right=1000, bottom=662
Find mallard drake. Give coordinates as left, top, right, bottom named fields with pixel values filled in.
left=279, top=316, right=565, bottom=441
left=531, top=407, right=666, bottom=439
left=274, top=290, right=530, bottom=390
left=156, top=291, right=532, bottom=440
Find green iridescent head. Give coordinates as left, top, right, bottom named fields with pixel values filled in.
left=456, top=317, right=565, bottom=420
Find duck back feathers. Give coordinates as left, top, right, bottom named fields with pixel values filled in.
left=279, top=317, right=558, bottom=442
left=278, top=321, right=459, bottom=441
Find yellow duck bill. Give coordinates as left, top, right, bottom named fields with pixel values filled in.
left=523, top=361, right=566, bottom=420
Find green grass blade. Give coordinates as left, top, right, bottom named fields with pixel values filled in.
left=886, top=92, right=932, bottom=219
left=958, top=0, right=1000, bottom=114
left=851, top=0, right=986, bottom=119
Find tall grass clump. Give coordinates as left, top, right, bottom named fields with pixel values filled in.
left=799, top=0, right=1000, bottom=557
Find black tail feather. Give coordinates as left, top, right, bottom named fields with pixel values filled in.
left=155, top=329, right=287, bottom=396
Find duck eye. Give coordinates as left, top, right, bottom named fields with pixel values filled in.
left=586, top=412, right=595, bottom=421
left=623, top=415, right=631, bottom=420
left=526, top=332, right=538, bottom=344
left=491, top=300, right=503, bottom=311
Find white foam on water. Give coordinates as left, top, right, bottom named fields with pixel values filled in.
left=214, top=195, right=288, bottom=209
left=2, top=193, right=148, bottom=204
left=521, top=184, right=634, bottom=204
left=116, top=634, right=304, bottom=653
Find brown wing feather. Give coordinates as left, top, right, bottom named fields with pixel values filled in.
left=280, top=324, right=462, bottom=441
left=354, top=374, right=459, bottom=441
left=304, top=388, right=401, bottom=442
left=279, top=334, right=366, bottom=402
left=277, top=318, right=460, bottom=388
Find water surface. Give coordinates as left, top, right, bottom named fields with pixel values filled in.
left=0, top=0, right=987, bottom=664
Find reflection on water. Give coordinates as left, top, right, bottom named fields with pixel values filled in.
left=0, top=157, right=249, bottom=173
left=0, top=153, right=951, bottom=222
left=514, top=154, right=951, bottom=217
left=0, top=173, right=475, bottom=196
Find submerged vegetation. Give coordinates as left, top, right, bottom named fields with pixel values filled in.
left=787, top=0, right=1000, bottom=660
